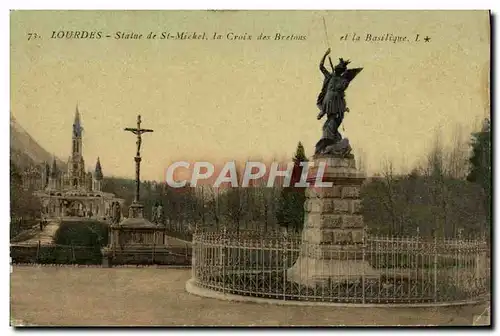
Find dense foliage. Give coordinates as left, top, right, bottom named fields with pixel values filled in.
left=466, top=118, right=491, bottom=229
left=10, top=160, right=41, bottom=220
left=362, top=172, right=487, bottom=237
left=275, top=142, right=308, bottom=232
left=53, top=220, right=109, bottom=247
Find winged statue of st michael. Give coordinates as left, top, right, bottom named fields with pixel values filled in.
left=315, top=48, right=363, bottom=156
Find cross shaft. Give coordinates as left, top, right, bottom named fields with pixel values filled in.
left=124, top=115, right=154, bottom=203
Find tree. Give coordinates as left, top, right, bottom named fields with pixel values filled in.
left=206, top=186, right=221, bottom=229
left=253, top=179, right=281, bottom=232
left=446, top=124, right=470, bottom=179
left=276, top=142, right=308, bottom=232
left=223, top=187, right=247, bottom=232
left=362, top=126, right=485, bottom=238
left=10, top=160, right=41, bottom=220
left=362, top=169, right=487, bottom=238
left=467, top=118, right=491, bottom=230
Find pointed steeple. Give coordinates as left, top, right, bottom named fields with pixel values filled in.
left=94, top=157, right=103, bottom=180
left=73, top=104, right=83, bottom=137
left=50, top=156, right=58, bottom=178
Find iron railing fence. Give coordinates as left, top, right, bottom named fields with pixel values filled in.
left=164, top=219, right=287, bottom=242
left=192, top=230, right=490, bottom=305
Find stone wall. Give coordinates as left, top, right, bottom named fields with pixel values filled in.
left=107, top=247, right=192, bottom=266
left=11, top=244, right=192, bottom=266
left=10, top=244, right=102, bottom=265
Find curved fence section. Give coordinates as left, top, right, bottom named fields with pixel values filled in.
left=191, top=230, right=490, bottom=305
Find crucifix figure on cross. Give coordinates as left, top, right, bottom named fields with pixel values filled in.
left=124, top=115, right=154, bottom=204
left=125, top=115, right=154, bottom=157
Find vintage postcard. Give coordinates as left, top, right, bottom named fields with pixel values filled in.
left=10, top=10, right=491, bottom=326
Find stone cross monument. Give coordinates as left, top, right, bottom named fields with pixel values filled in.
left=124, top=114, right=154, bottom=218
left=286, top=50, right=379, bottom=286
left=102, top=115, right=168, bottom=267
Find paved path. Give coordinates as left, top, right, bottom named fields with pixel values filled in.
left=15, top=221, right=61, bottom=245
left=10, top=266, right=488, bottom=326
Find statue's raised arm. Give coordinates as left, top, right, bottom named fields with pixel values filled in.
left=319, top=48, right=331, bottom=77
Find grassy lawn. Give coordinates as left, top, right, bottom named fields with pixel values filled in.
left=10, top=266, right=488, bottom=326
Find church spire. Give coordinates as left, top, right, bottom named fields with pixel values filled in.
left=50, top=156, right=58, bottom=178
left=73, top=104, right=82, bottom=138
left=94, top=157, right=103, bottom=180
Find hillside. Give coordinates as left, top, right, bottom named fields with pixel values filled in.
left=10, top=115, right=65, bottom=169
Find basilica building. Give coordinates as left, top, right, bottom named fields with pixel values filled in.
left=35, top=107, right=124, bottom=220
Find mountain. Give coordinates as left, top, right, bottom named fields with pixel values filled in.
left=10, top=115, right=65, bottom=169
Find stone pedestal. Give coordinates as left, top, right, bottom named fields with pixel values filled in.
left=101, top=201, right=168, bottom=266
left=286, top=154, right=379, bottom=286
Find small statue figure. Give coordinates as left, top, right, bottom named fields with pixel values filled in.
left=156, top=203, right=164, bottom=226
left=112, top=202, right=121, bottom=224
left=315, top=48, right=363, bottom=156
left=110, top=202, right=115, bottom=223
left=152, top=202, right=158, bottom=223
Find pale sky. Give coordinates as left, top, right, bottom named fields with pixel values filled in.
left=10, top=10, right=490, bottom=180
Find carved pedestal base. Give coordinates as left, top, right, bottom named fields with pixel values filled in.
left=286, top=155, right=379, bottom=287
left=102, top=201, right=168, bottom=266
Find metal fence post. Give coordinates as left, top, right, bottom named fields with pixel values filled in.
left=191, top=233, right=196, bottom=280
left=222, top=227, right=227, bottom=294
left=433, top=234, right=438, bottom=303
left=152, top=232, right=156, bottom=265
left=362, top=236, right=366, bottom=304
left=282, top=234, right=286, bottom=301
